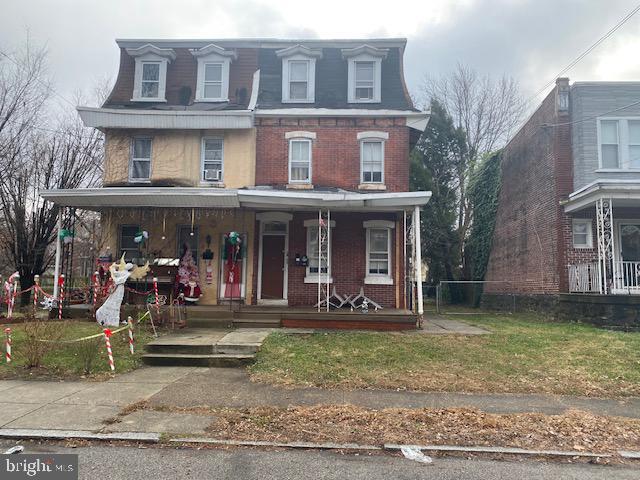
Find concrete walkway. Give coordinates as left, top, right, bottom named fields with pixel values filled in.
left=0, top=366, right=638, bottom=437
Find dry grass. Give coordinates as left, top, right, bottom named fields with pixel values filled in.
left=249, top=313, right=640, bottom=397
left=129, top=403, right=640, bottom=454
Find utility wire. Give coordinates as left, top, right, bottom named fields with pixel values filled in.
left=527, top=2, right=640, bottom=104
left=0, top=48, right=77, bottom=109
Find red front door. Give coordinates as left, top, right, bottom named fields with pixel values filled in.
left=261, top=236, right=285, bottom=299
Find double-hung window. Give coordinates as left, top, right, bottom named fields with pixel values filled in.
left=572, top=219, right=593, bottom=248
left=141, top=62, right=160, bottom=99
left=598, top=118, right=640, bottom=169
left=130, top=137, right=152, bottom=181
left=361, top=140, right=384, bottom=183
left=203, top=63, right=223, bottom=100
left=355, top=61, right=375, bottom=101
left=119, top=225, right=141, bottom=262
left=304, top=218, right=335, bottom=283
left=364, top=220, right=394, bottom=284
left=289, top=138, right=312, bottom=183
left=202, top=138, right=224, bottom=182
left=288, top=60, right=309, bottom=101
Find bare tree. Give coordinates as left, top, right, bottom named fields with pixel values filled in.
left=0, top=41, right=103, bottom=304
left=421, top=64, right=525, bottom=278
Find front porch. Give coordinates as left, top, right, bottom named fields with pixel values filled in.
left=564, top=181, right=640, bottom=295
left=41, top=187, right=430, bottom=324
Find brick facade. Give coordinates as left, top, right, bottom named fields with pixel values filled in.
left=254, top=117, right=409, bottom=192
left=484, top=81, right=573, bottom=294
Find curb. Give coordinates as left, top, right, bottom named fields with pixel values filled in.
left=0, top=429, right=160, bottom=443
left=170, top=437, right=635, bottom=459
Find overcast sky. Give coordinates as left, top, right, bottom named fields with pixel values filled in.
left=2, top=0, right=640, bottom=110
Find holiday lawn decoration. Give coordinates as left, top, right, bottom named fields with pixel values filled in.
left=223, top=231, right=243, bottom=298
left=175, top=245, right=202, bottom=304
left=96, top=255, right=150, bottom=327
left=59, top=229, right=74, bottom=244
left=134, top=229, right=149, bottom=245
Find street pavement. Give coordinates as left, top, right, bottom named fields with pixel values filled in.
left=0, top=441, right=637, bottom=480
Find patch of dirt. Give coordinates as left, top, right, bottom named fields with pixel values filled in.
left=181, top=405, right=640, bottom=454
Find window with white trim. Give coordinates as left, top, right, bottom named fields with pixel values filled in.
left=361, top=140, right=384, bottom=183
left=364, top=220, right=394, bottom=284
left=201, top=137, right=224, bottom=182
left=130, top=137, right=152, bottom=181
left=355, top=61, right=375, bottom=101
left=289, top=138, right=312, bottom=183
left=203, top=63, right=223, bottom=100
left=598, top=118, right=640, bottom=169
left=141, top=62, right=160, bottom=98
left=572, top=219, right=593, bottom=248
left=303, top=218, right=335, bottom=282
left=288, top=60, right=309, bottom=101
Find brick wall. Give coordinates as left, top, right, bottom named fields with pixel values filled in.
left=484, top=83, right=572, bottom=294
left=254, top=117, right=409, bottom=192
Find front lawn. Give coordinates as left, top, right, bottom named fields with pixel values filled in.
left=0, top=320, right=154, bottom=379
left=249, top=313, right=640, bottom=397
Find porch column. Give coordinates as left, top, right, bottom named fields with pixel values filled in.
left=413, top=205, right=424, bottom=317
left=53, top=209, right=63, bottom=299
left=595, top=198, right=614, bottom=294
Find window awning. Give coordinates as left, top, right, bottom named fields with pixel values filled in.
left=40, top=187, right=431, bottom=212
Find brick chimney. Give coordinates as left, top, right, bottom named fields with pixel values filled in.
left=555, top=77, right=570, bottom=114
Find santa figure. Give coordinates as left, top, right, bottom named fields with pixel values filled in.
left=180, top=275, right=202, bottom=304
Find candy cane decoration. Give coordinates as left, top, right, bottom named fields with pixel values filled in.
left=153, top=277, right=160, bottom=313
left=4, top=327, right=11, bottom=364
left=103, top=328, right=115, bottom=371
left=33, top=275, right=40, bottom=312
left=7, top=272, right=19, bottom=320
left=127, top=316, right=134, bottom=354
left=58, top=274, right=65, bottom=321
left=92, top=271, right=99, bottom=306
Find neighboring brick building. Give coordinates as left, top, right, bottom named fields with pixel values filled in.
left=484, top=78, right=640, bottom=326
left=41, top=38, right=430, bottom=319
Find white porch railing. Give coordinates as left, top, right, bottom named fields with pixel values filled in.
left=568, top=263, right=601, bottom=293
left=613, top=261, right=640, bottom=293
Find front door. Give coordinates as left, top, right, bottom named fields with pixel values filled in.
left=261, top=235, right=285, bottom=300
left=618, top=223, right=640, bottom=291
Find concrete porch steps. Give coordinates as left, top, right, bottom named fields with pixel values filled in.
left=141, top=328, right=272, bottom=367
left=141, top=353, right=255, bottom=367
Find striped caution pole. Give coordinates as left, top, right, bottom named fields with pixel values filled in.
left=127, top=316, right=134, bottom=354
left=58, top=274, right=65, bottom=321
left=33, top=275, right=40, bottom=312
left=103, top=328, right=115, bottom=371
left=153, top=277, right=160, bottom=313
left=4, top=327, right=11, bottom=364
left=92, top=271, right=100, bottom=319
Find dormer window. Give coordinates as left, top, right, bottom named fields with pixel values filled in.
left=276, top=45, right=322, bottom=104
left=342, top=45, right=388, bottom=104
left=126, top=44, right=176, bottom=102
left=191, top=44, right=237, bottom=102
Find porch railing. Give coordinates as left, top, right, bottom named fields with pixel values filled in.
left=568, top=263, right=601, bottom=293
left=612, top=261, right=640, bottom=293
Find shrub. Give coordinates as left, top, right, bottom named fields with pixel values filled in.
left=21, top=315, right=67, bottom=368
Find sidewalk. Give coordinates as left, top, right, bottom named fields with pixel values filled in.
left=0, top=366, right=638, bottom=437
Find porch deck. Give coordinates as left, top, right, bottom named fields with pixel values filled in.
left=69, top=304, right=419, bottom=330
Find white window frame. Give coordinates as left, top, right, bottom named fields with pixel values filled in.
left=127, top=45, right=175, bottom=102
left=304, top=218, right=335, bottom=283
left=288, top=136, right=313, bottom=184
left=597, top=117, right=640, bottom=171
left=200, top=136, right=224, bottom=184
left=364, top=220, right=394, bottom=285
left=129, top=137, right=152, bottom=182
left=342, top=45, right=387, bottom=104
left=276, top=46, right=321, bottom=104
left=572, top=218, right=593, bottom=249
left=358, top=131, right=388, bottom=184
left=191, top=45, right=236, bottom=102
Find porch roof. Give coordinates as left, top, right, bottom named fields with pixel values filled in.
left=563, top=179, right=640, bottom=213
left=40, top=187, right=431, bottom=212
